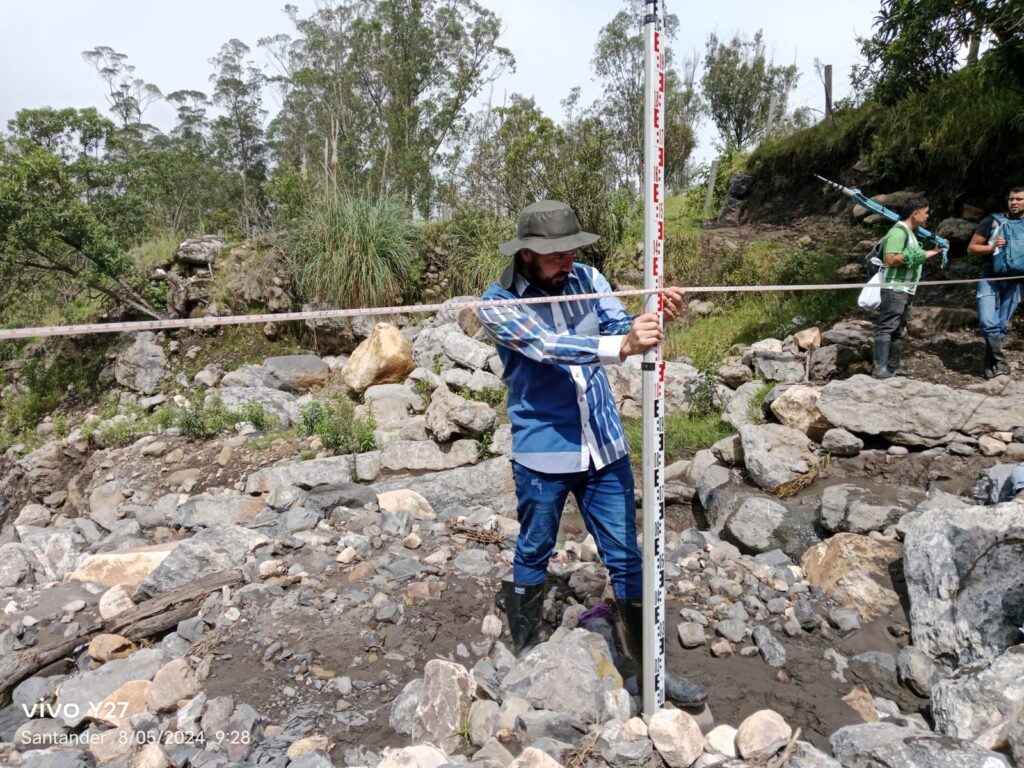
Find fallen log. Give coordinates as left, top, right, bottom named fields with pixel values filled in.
left=0, top=569, right=243, bottom=702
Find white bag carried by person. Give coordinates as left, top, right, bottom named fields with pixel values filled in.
left=858, top=257, right=884, bottom=309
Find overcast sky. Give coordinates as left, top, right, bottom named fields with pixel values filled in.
left=0, top=0, right=881, bottom=163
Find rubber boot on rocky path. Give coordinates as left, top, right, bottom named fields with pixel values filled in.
left=888, top=339, right=910, bottom=377
left=500, top=580, right=545, bottom=658
left=873, top=335, right=893, bottom=379
left=989, top=336, right=1011, bottom=377
left=618, top=599, right=707, bottom=707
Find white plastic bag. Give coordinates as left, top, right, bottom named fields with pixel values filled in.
left=858, top=270, right=882, bottom=309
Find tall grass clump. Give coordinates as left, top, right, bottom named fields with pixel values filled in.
left=289, top=192, right=420, bottom=308
left=421, top=208, right=515, bottom=297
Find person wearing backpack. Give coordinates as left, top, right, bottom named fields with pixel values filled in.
left=873, top=197, right=943, bottom=379
left=967, top=186, right=1024, bottom=378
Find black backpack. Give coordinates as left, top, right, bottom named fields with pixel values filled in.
left=863, top=227, right=908, bottom=278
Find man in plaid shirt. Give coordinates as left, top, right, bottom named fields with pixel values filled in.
left=478, top=200, right=705, bottom=706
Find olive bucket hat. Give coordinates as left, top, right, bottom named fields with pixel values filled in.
left=498, top=200, right=600, bottom=257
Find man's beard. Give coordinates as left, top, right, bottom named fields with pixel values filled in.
left=522, top=258, right=569, bottom=294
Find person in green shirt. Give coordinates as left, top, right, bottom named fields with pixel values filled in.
left=873, top=197, right=943, bottom=379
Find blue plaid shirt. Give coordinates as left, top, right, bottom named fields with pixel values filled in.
left=477, top=263, right=635, bottom=473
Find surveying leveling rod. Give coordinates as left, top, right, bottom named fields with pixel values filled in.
left=641, top=0, right=667, bottom=717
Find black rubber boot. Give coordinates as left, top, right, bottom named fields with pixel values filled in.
left=991, top=336, right=1010, bottom=377
left=619, top=600, right=707, bottom=706
left=873, top=335, right=893, bottom=379
left=501, top=580, right=545, bottom=658
left=888, top=339, right=910, bottom=377
left=982, top=337, right=997, bottom=379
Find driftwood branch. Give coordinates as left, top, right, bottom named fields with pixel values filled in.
left=0, top=570, right=243, bottom=701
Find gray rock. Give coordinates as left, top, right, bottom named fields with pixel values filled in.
left=412, top=659, right=473, bottom=753
left=599, top=719, right=654, bottom=764
left=973, top=463, right=1020, bottom=504
left=904, top=503, right=1024, bottom=666
left=718, top=362, right=753, bottom=389
left=246, top=453, right=380, bottom=495
left=262, top=355, right=329, bottom=393
left=19, top=528, right=83, bottom=581
left=113, top=332, right=167, bottom=395
left=220, top=365, right=269, bottom=388
left=788, top=741, right=843, bottom=768
left=389, top=678, right=423, bottom=736
left=739, top=424, right=820, bottom=495
left=290, top=751, right=334, bottom=768
left=374, top=457, right=515, bottom=518
left=829, top=608, right=861, bottom=633
left=281, top=506, right=321, bottom=534
left=752, top=626, right=787, bottom=667
left=364, top=383, right=425, bottom=412
left=723, top=381, right=767, bottom=430
left=821, top=428, right=864, bottom=457
left=501, top=629, right=620, bottom=723
left=20, top=749, right=94, bottom=768
left=818, top=374, right=1024, bottom=446
left=897, top=646, right=938, bottom=697
left=514, top=711, right=581, bottom=745
left=819, top=484, right=925, bottom=534
left=425, top=387, right=496, bottom=441
left=711, top=434, right=744, bottom=465
left=809, top=343, right=863, bottom=382
left=208, top=386, right=298, bottom=428
left=137, top=525, right=269, bottom=598
left=380, top=440, right=479, bottom=472
left=443, top=333, right=495, bottom=371
left=171, top=494, right=264, bottom=530
left=607, top=359, right=730, bottom=415
left=175, top=235, right=223, bottom=266
left=932, top=646, right=1024, bottom=749
left=13, top=675, right=60, bottom=709
left=678, top=622, right=706, bottom=648
left=830, top=722, right=1011, bottom=767
left=0, top=542, right=39, bottom=587
left=794, top=599, right=819, bottom=631
left=453, top=549, right=495, bottom=577
left=752, top=349, right=805, bottom=383
left=724, top=496, right=789, bottom=554
left=715, top=619, right=748, bottom=644
left=55, top=648, right=163, bottom=726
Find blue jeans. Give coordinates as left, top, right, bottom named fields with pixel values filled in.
left=511, top=455, right=642, bottom=600
left=977, top=278, right=1022, bottom=338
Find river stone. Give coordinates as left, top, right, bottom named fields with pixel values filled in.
left=19, top=528, right=84, bottom=581
left=739, top=424, right=820, bottom=496
left=904, top=502, right=1024, bottom=666
left=389, top=679, right=424, bottom=736
left=932, top=646, right=1024, bottom=750
left=501, top=629, right=621, bottom=723
left=801, top=533, right=901, bottom=621
left=599, top=717, right=654, bottom=765
left=718, top=362, right=752, bottom=389
left=425, top=387, right=496, bottom=440
left=648, top=708, right=704, bottom=768
left=724, top=496, right=789, bottom=554
left=377, top=744, right=448, bottom=768
left=818, top=374, right=1024, bottom=446
left=411, top=659, right=473, bottom=753
left=752, top=625, right=787, bottom=668
left=723, top=380, right=766, bottom=429
left=343, top=323, right=415, bottom=394
left=262, top=355, right=329, bottom=393
left=770, top=384, right=830, bottom=439
left=752, top=349, right=805, bottom=383
left=789, top=741, right=844, bottom=767
left=973, top=463, right=1020, bottom=505
left=147, top=658, right=199, bottom=712
left=54, top=648, right=164, bottom=727
left=896, top=646, right=939, bottom=698
left=0, top=542, right=39, bottom=587
left=821, top=428, right=864, bottom=457
left=508, top=747, right=563, bottom=768
left=736, top=709, right=792, bottom=759
left=114, top=332, right=167, bottom=395
left=380, top=440, right=479, bottom=472
left=830, top=722, right=1011, bottom=767
left=819, top=484, right=925, bottom=534
left=137, top=525, right=269, bottom=598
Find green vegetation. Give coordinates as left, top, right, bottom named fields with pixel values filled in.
left=746, top=380, right=775, bottom=425
left=624, top=409, right=735, bottom=465
left=289, top=193, right=420, bottom=309
left=299, top=399, right=376, bottom=455
left=419, top=209, right=514, bottom=297
left=464, top=387, right=507, bottom=409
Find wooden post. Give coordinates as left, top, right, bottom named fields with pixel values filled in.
left=766, top=93, right=778, bottom=138
left=824, top=64, right=834, bottom=125
left=703, top=159, right=719, bottom=218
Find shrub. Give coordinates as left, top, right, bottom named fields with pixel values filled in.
left=289, top=192, right=420, bottom=309
left=177, top=396, right=238, bottom=440
left=299, top=398, right=376, bottom=454
left=419, top=208, right=515, bottom=297
left=239, top=401, right=273, bottom=430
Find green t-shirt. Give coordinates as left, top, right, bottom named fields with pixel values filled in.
left=882, top=224, right=921, bottom=295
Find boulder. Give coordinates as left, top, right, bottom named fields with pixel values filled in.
left=500, top=628, right=621, bottom=723
left=769, top=385, right=831, bottom=440
left=801, top=533, right=901, bottom=621
left=379, top=440, right=479, bottom=472
left=932, top=646, right=1024, bottom=750
left=736, top=709, right=792, bottom=759
left=809, top=343, right=864, bottom=382
left=171, top=494, right=264, bottom=529
left=819, top=484, right=926, bottom=534
left=723, top=381, right=766, bottom=429
left=794, top=327, right=822, bottom=351
left=411, top=659, right=473, bottom=754
left=262, top=355, right=329, bottom=393
left=343, top=323, right=415, bottom=394
left=137, top=525, right=269, bottom=598
left=0, top=542, right=40, bottom=587
left=54, top=648, right=164, bottom=727
left=830, top=722, right=1011, bottom=767
left=818, top=375, right=1024, bottom=446
left=374, top=457, right=515, bottom=518
left=442, top=333, right=495, bottom=371
left=904, top=502, right=1024, bottom=666
left=377, top=745, right=448, bottom=768
left=69, top=543, right=179, bottom=589
left=718, top=362, right=753, bottom=389
left=752, top=348, right=805, bottom=384
left=724, top=496, right=790, bottom=554
left=608, top=358, right=730, bottom=414
left=114, top=332, right=167, bottom=395
left=209, top=386, right=298, bottom=428
left=175, top=236, right=222, bottom=267
left=821, top=428, right=864, bottom=457
left=425, top=387, right=496, bottom=441
left=739, top=424, right=820, bottom=496
left=647, top=708, right=704, bottom=768
left=19, top=528, right=84, bottom=581
left=245, top=453, right=381, bottom=494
